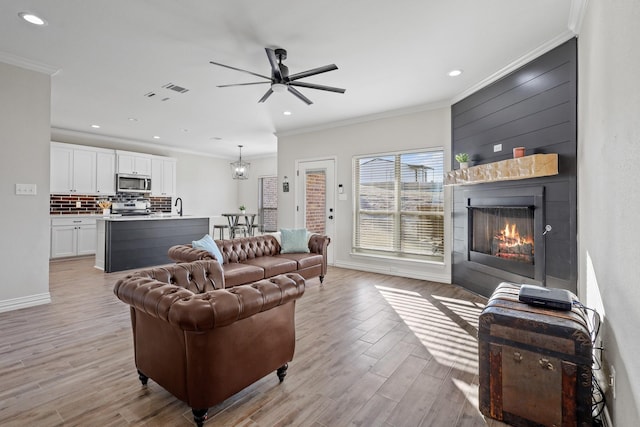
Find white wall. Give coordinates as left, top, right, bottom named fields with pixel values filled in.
left=0, top=62, right=51, bottom=312
left=237, top=155, right=277, bottom=214
left=578, top=1, right=640, bottom=424
left=278, top=107, right=451, bottom=283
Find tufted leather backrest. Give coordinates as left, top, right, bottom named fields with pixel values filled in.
left=124, top=260, right=224, bottom=293
left=114, top=266, right=305, bottom=331
left=219, top=235, right=281, bottom=264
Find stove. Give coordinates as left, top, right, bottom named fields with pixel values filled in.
left=111, top=200, right=152, bottom=216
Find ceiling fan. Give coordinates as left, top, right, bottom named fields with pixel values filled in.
left=210, top=48, right=345, bottom=105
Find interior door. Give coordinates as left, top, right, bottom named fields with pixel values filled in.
left=295, top=159, right=335, bottom=265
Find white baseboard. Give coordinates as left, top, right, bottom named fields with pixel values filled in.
left=0, top=293, right=51, bottom=313
left=333, top=260, right=451, bottom=284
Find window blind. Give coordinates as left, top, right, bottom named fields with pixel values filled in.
left=353, top=149, right=444, bottom=261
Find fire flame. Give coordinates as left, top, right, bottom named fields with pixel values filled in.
left=500, top=222, right=533, bottom=245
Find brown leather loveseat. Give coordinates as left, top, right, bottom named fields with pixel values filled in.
left=113, top=260, right=305, bottom=426
left=168, top=233, right=330, bottom=287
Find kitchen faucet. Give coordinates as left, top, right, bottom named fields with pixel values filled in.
left=174, top=197, right=183, bottom=216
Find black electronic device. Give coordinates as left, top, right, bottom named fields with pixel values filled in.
left=518, top=284, right=574, bottom=311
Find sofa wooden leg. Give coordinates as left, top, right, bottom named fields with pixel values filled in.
left=319, top=275, right=324, bottom=284
left=277, top=363, right=288, bottom=382
left=192, top=408, right=208, bottom=427
left=137, top=370, right=148, bottom=386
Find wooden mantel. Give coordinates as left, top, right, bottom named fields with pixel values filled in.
left=445, top=153, right=558, bottom=186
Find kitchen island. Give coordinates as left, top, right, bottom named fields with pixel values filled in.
left=95, top=215, right=209, bottom=272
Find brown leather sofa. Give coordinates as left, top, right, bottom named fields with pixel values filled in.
left=168, top=233, right=330, bottom=287
left=113, top=260, right=305, bottom=427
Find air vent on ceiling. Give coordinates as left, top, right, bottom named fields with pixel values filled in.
left=162, top=83, right=189, bottom=93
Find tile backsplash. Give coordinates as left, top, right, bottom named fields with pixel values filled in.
left=50, top=194, right=173, bottom=215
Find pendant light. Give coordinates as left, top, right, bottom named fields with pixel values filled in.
left=230, top=145, right=250, bottom=180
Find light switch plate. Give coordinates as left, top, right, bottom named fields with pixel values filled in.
left=16, top=183, right=37, bottom=195
left=493, top=144, right=502, bottom=152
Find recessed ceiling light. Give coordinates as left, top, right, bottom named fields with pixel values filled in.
left=153, top=136, right=160, bottom=139
left=91, top=124, right=100, bottom=129
left=283, top=111, right=292, bottom=116
left=448, top=69, right=463, bottom=77
left=127, top=117, right=138, bottom=122
left=18, top=12, right=47, bottom=26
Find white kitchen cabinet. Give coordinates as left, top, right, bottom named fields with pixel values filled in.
left=151, top=156, right=177, bottom=197
left=50, top=142, right=116, bottom=195
left=117, top=151, right=152, bottom=176
left=96, top=151, right=116, bottom=194
left=50, top=144, right=74, bottom=193
left=72, top=148, right=97, bottom=194
left=50, top=217, right=97, bottom=258
left=50, top=144, right=96, bottom=193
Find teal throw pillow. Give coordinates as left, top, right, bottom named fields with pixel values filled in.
left=280, top=228, right=310, bottom=254
left=192, top=234, right=224, bottom=262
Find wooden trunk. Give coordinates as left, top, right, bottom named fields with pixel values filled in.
left=478, top=282, right=592, bottom=427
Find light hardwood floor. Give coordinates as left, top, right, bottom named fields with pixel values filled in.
left=0, top=258, right=509, bottom=426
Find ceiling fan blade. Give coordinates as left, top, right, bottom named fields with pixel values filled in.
left=289, top=81, right=346, bottom=93
left=258, top=88, right=274, bottom=103
left=209, top=61, right=271, bottom=81
left=217, top=82, right=270, bottom=88
left=287, top=86, right=313, bottom=105
left=288, top=64, right=338, bottom=81
left=265, top=48, right=283, bottom=82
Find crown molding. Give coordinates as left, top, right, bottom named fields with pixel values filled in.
left=276, top=100, right=450, bottom=138
left=51, top=127, right=229, bottom=159
left=0, top=50, right=59, bottom=75
left=568, top=0, right=589, bottom=35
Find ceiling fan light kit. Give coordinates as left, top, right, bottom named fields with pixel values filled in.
left=210, top=47, right=345, bottom=105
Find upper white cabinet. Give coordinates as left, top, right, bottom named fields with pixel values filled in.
left=51, top=142, right=118, bottom=194
left=151, top=156, right=177, bottom=197
left=50, top=144, right=74, bottom=193
left=117, top=151, right=152, bottom=176
left=96, top=151, right=116, bottom=194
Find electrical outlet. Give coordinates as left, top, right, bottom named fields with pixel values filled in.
left=493, top=143, right=502, bottom=152
left=610, top=365, right=616, bottom=399
left=76, top=201, right=82, bottom=208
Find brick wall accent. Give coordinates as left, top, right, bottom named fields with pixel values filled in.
left=305, top=171, right=326, bottom=234
left=50, top=193, right=172, bottom=215
left=261, top=176, right=278, bottom=232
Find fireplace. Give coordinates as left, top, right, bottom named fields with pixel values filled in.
left=466, top=187, right=546, bottom=284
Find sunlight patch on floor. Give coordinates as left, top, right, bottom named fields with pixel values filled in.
left=375, top=285, right=483, bottom=374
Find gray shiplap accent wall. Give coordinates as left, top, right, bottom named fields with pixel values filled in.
left=451, top=38, right=577, bottom=297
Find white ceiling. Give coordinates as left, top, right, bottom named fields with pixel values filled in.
left=0, top=0, right=577, bottom=159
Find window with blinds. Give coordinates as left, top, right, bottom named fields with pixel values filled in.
left=353, top=149, right=444, bottom=262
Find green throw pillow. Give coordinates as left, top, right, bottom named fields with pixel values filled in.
left=192, top=234, right=224, bottom=262
left=280, top=228, right=310, bottom=253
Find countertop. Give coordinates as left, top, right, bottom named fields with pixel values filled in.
left=51, top=213, right=209, bottom=220
left=96, top=214, right=209, bottom=221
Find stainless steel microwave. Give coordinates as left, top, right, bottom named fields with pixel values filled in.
left=116, top=174, right=151, bottom=193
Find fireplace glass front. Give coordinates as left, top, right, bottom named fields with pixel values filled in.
left=472, top=207, right=534, bottom=263
left=469, top=206, right=536, bottom=278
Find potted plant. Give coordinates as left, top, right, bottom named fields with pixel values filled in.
left=455, top=153, right=470, bottom=169
left=239, top=205, right=246, bottom=214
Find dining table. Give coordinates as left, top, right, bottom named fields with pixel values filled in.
left=221, top=212, right=257, bottom=238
